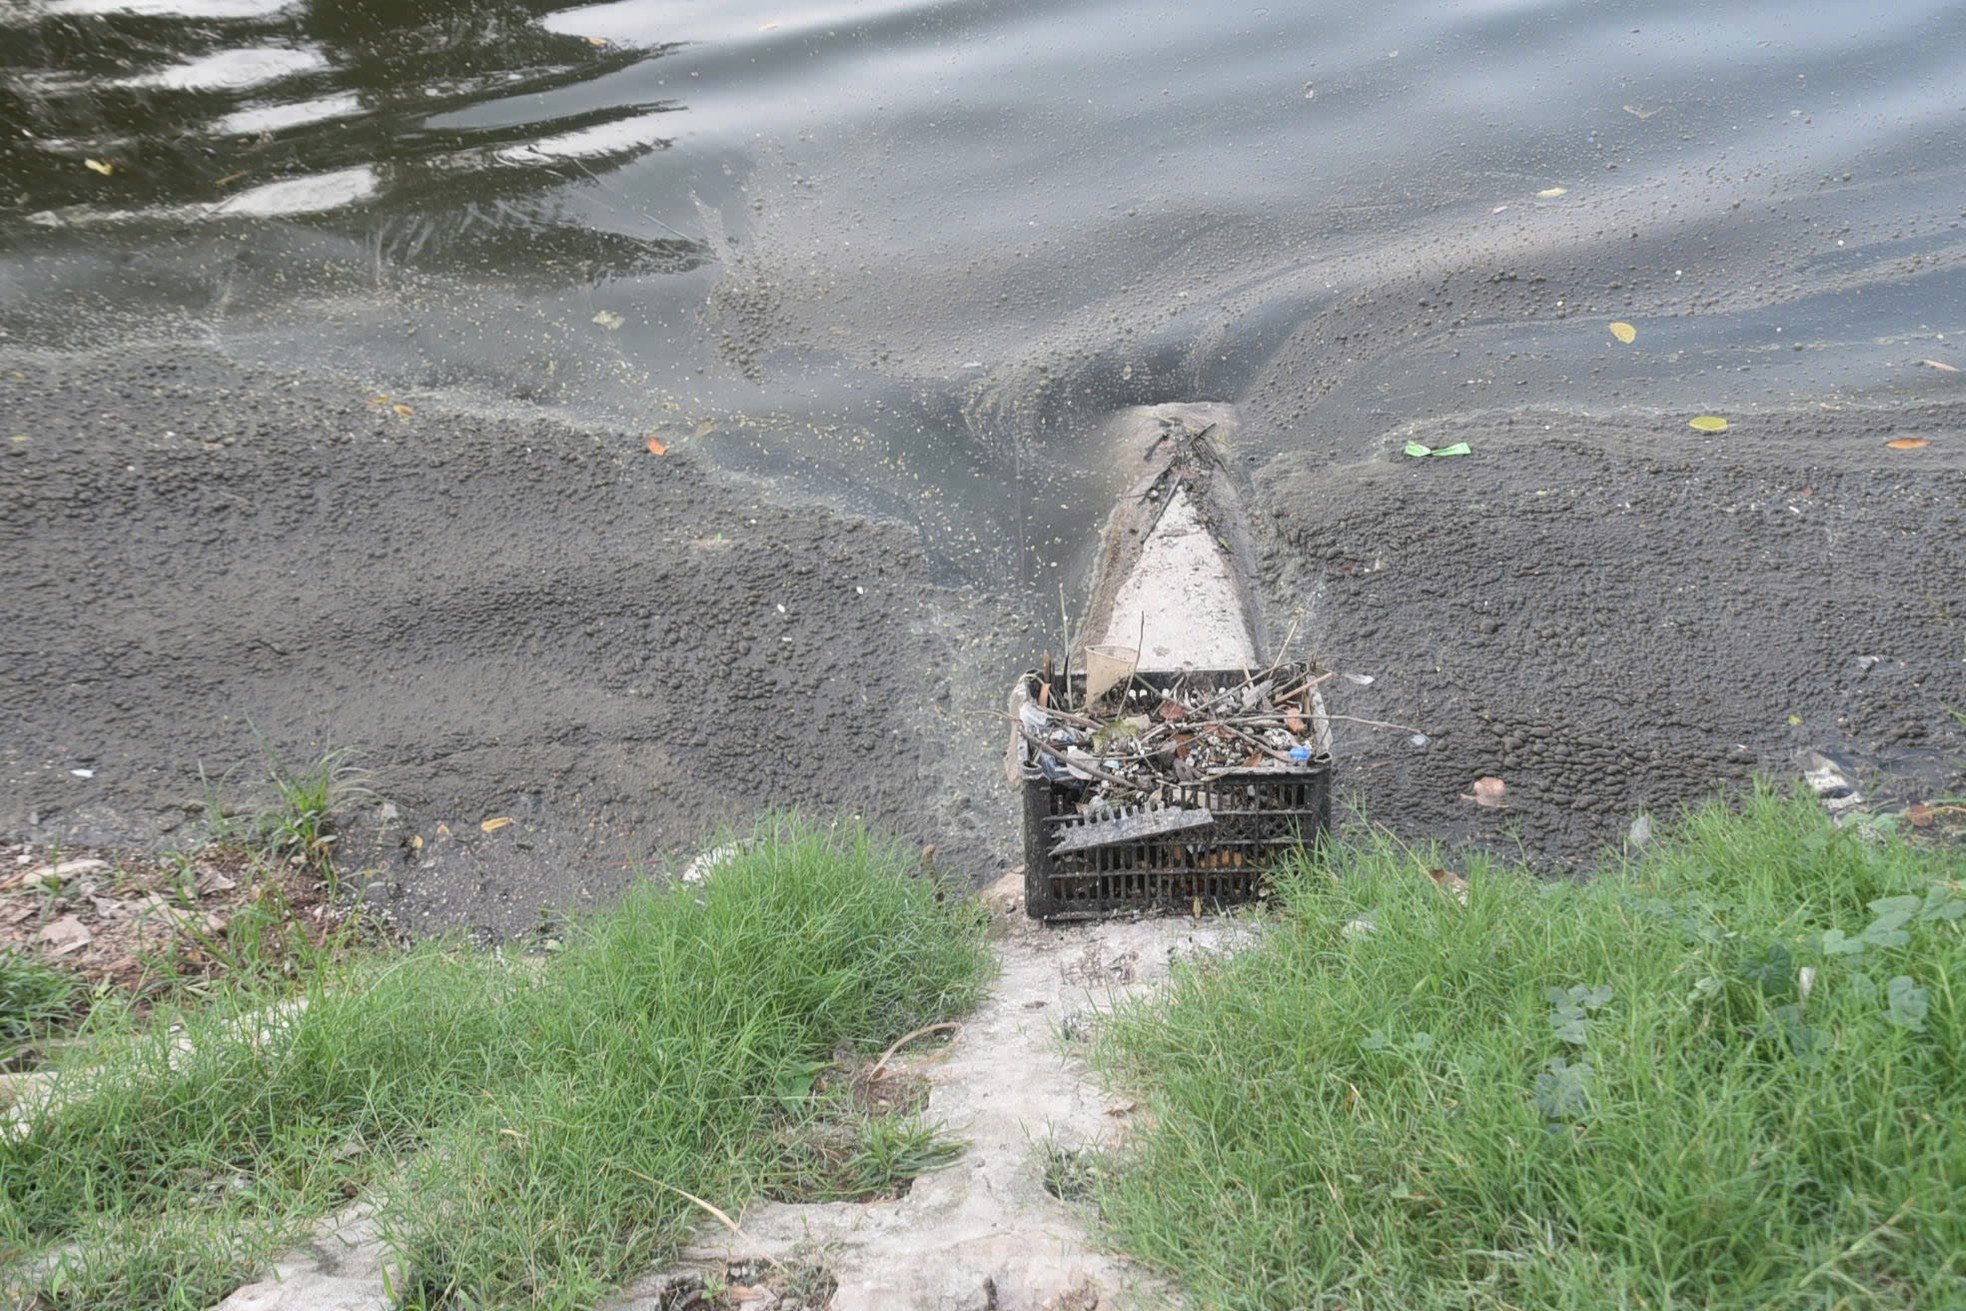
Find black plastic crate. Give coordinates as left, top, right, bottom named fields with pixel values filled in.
left=1017, top=665, right=1331, bottom=921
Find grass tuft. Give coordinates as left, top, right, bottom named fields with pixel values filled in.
left=0, top=951, right=82, bottom=1065
left=1089, top=789, right=1966, bottom=1310
left=255, top=746, right=372, bottom=889
left=385, top=817, right=992, bottom=1308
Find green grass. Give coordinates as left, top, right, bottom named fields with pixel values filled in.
left=0, top=951, right=82, bottom=1065
left=255, top=746, right=372, bottom=889
left=1089, top=790, right=1966, bottom=1310
left=0, top=819, right=990, bottom=1310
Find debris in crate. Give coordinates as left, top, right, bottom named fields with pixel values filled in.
left=1015, top=657, right=1330, bottom=811
left=1049, top=803, right=1216, bottom=856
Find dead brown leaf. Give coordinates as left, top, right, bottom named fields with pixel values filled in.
left=1908, top=802, right=1935, bottom=829
left=1427, top=867, right=1471, bottom=904
left=1885, top=437, right=1930, bottom=450
left=1915, top=359, right=1958, bottom=373
left=480, top=816, right=514, bottom=833
left=392, top=403, right=414, bottom=417
left=1470, top=776, right=1508, bottom=808
left=645, top=436, right=668, bottom=456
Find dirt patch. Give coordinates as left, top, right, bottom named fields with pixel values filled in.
left=642, top=1253, right=837, bottom=1311
left=0, top=346, right=1025, bottom=936
left=1, top=840, right=351, bottom=1041
left=1253, top=401, right=1966, bottom=869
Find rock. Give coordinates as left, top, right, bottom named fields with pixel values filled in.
left=24, top=858, right=108, bottom=885
left=196, top=870, right=239, bottom=895
left=37, top=915, right=92, bottom=955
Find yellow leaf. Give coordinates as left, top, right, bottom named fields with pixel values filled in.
left=84, top=158, right=114, bottom=176
left=436, top=823, right=451, bottom=837
left=1787, top=715, right=1803, bottom=726
left=392, top=403, right=414, bottom=417
left=480, top=817, right=514, bottom=833
left=1609, top=321, right=1636, bottom=344
left=759, top=20, right=781, bottom=30
left=1885, top=437, right=1930, bottom=450
left=409, top=834, right=424, bottom=850
left=587, top=36, right=607, bottom=46
left=1688, top=415, right=1729, bottom=432
left=1537, top=186, right=1567, bottom=198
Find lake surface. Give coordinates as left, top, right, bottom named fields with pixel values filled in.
left=5, top=0, right=1964, bottom=590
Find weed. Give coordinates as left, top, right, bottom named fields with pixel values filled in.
left=1088, top=789, right=1966, bottom=1310
left=254, top=747, right=372, bottom=890
left=0, top=950, right=80, bottom=1063
left=1036, top=1135, right=1108, bottom=1204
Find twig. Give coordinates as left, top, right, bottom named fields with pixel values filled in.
left=1274, top=670, right=1334, bottom=702
left=1215, top=722, right=1303, bottom=767
left=1017, top=727, right=1151, bottom=791
left=1323, top=713, right=1427, bottom=735
left=610, top=1165, right=784, bottom=1270
left=871, top=1021, right=961, bottom=1078
left=1272, top=615, right=1302, bottom=668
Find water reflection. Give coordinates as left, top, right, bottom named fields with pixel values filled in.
left=0, top=0, right=705, bottom=275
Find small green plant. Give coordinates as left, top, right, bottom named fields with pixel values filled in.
left=255, top=747, right=372, bottom=889
left=1036, top=1135, right=1108, bottom=1204
left=1, top=950, right=81, bottom=1063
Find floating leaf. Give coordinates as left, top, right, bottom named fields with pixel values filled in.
left=1623, top=104, right=1663, bottom=120
left=694, top=421, right=718, bottom=440
left=1471, top=777, right=1508, bottom=808
left=1915, top=359, right=1958, bottom=373
left=1405, top=441, right=1472, bottom=458
left=1609, top=321, right=1636, bottom=344
left=646, top=436, right=669, bottom=456
left=592, top=309, right=624, bottom=330
left=1537, top=186, right=1567, bottom=198
left=1885, top=437, right=1929, bottom=450
left=759, top=19, right=781, bottom=30
left=392, top=403, right=414, bottom=417
left=480, top=816, right=514, bottom=833
left=83, top=158, right=114, bottom=176
left=1688, top=415, right=1729, bottom=432
left=1404, top=441, right=1432, bottom=457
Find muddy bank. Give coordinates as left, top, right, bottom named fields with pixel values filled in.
left=1254, top=398, right=1966, bottom=867
left=0, top=347, right=1027, bottom=935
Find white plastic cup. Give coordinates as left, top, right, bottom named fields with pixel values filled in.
left=1083, top=643, right=1139, bottom=706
